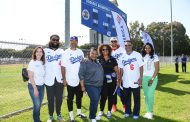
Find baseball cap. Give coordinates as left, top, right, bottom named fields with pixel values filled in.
left=70, top=36, right=78, bottom=41
left=110, top=37, right=118, bottom=42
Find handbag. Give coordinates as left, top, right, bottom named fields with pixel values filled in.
left=22, top=68, right=29, bottom=82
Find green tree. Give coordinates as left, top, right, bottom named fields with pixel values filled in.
left=146, top=21, right=190, bottom=56
left=129, top=21, right=145, bottom=52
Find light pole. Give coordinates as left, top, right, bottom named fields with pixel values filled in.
left=64, top=0, right=70, bottom=48
left=163, top=35, right=164, bottom=62
left=170, top=0, right=173, bottom=63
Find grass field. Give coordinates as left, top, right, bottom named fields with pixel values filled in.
left=0, top=63, right=190, bottom=122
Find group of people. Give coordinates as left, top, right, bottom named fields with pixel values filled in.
left=27, top=34, right=160, bottom=122
left=175, top=54, right=187, bottom=73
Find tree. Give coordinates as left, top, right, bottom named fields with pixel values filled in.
left=128, top=21, right=145, bottom=52
left=146, top=21, right=190, bottom=56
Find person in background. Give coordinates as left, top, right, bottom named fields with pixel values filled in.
left=96, top=44, right=120, bottom=120
left=181, top=54, right=187, bottom=72
left=61, top=36, right=86, bottom=122
left=79, top=47, right=104, bottom=122
left=28, top=46, right=45, bottom=122
left=110, top=37, right=126, bottom=112
left=175, top=56, right=179, bottom=73
left=119, top=41, right=144, bottom=120
left=141, top=43, right=159, bottom=119
left=44, top=35, right=64, bottom=122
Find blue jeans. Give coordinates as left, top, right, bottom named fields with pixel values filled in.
left=85, top=85, right=101, bottom=119
left=28, top=83, right=44, bottom=122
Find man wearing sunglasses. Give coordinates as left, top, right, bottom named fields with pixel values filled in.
left=44, top=34, right=65, bottom=122
left=110, top=37, right=126, bottom=113
left=118, top=40, right=144, bottom=120
left=61, top=36, right=86, bottom=122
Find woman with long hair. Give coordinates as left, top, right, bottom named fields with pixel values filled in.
left=27, top=46, right=45, bottom=122
left=141, top=43, right=159, bottom=119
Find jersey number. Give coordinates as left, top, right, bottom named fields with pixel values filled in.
left=130, top=64, right=134, bottom=70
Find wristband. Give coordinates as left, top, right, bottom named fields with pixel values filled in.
left=151, top=77, right=155, bottom=81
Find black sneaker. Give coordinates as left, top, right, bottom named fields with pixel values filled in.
left=77, top=113, right=86, bottom=118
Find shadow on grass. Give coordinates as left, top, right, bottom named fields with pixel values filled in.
left=178, top=80, right=190, bottom=84
left=157, top=73, right=190, bottom=95
left=98, top=114, right=178, bottom=122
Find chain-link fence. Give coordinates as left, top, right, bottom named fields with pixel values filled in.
left=0, top=41, right=189, bottom=119
left=0, top=41, right=90, bottom=119
left=0, top=41, right=46, bottom=119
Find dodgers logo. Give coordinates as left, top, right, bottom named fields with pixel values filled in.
left=122, top=58, right=137, bottom=66
left=70, top=55, right=83, bottom=64
left=113, top=53, right=123, bottom=60
left=46, top=54, right=62, bottom=62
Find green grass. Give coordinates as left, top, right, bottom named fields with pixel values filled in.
left=0, top=63, right=190, bottom=122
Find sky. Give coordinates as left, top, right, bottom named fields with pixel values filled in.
left=0, top=0, right=189, bottom=46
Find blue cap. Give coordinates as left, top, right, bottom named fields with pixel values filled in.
left=70, top=36, right=78, bottom=41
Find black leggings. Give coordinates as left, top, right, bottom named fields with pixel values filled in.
left=113, top=86, right=125, bottom=105
left=100, top=78, right=116, bottom=111
left=67, top=84, right=83, bottom=112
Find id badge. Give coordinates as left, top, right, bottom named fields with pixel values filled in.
left=106, top=74, right=112, bottom=83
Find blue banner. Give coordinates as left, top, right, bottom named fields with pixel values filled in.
left=81, top=0, right=127, bottom=37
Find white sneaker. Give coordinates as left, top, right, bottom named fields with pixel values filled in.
left=124, top=113, right=130, bottom=118
left=144, top=112, right=153, bottom=119
left=96, top=111, right=103, bottom=120
left=147, top=112, right=153, bottom=119
left=133, top=115, right=139, bottom=120
left=107, top=111, right=112, bottom=119
left=47, top=116, right=53, bottom=122
left=98, top=111, right=103, bottom=116
left=143, top=113, right=149, bottom=118
left=91, top=119, right=96, bottom=122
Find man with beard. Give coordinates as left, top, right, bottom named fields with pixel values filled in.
left=61, top=36, right=86, bottom=122
left=44, top=35, right=64, bottom=122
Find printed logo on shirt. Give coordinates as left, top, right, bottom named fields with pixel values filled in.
left=130, top=64, right=134, bottom=70
left=113, top=53, right=123, bottom=60
left=122, top=58, right=137, bottom=66
left=70, top=55, right=83, bottom=64
left=46, top=54, right=62, bottom=62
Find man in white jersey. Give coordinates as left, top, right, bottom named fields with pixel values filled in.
left=118, top=41, right=144, bottom=120
left=110, top=37, right=126, bottom=112
left=61, top=36, right=86, bottom=122
left=44, top=35, right=64, bottom=122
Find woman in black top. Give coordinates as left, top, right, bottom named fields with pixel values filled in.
left=96, top=44, right=120, bottom=120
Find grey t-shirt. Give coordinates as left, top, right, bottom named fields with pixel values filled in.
left=78, top=59, right=104, bottom=87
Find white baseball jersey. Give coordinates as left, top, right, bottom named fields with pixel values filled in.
left=111, top=46, right=126, bottom=63
left=143, top=54, right=159, bottom=76
left=44, top=48, right=64, bottom=86
left=27, top=60, right=45, bottom=86
left=118, top=51, right=144, bottom=88
left=61, top=48, right=84, bottom=87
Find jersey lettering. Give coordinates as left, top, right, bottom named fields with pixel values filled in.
left=113, top=53, right=123, bottom=60
left=46, top=54, right=62, bottom=62
left=122, top=58, right=137, bottom=66
left=70, top=55, right=83, bottom=64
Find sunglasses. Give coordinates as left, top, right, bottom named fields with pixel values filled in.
left=125, top=45, right=132, bottom=47
left=52, top=38, right=59, bottom=42
left=102, top=48, right=108, bottom=51
left=111, top=41, right=117, bottom=43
